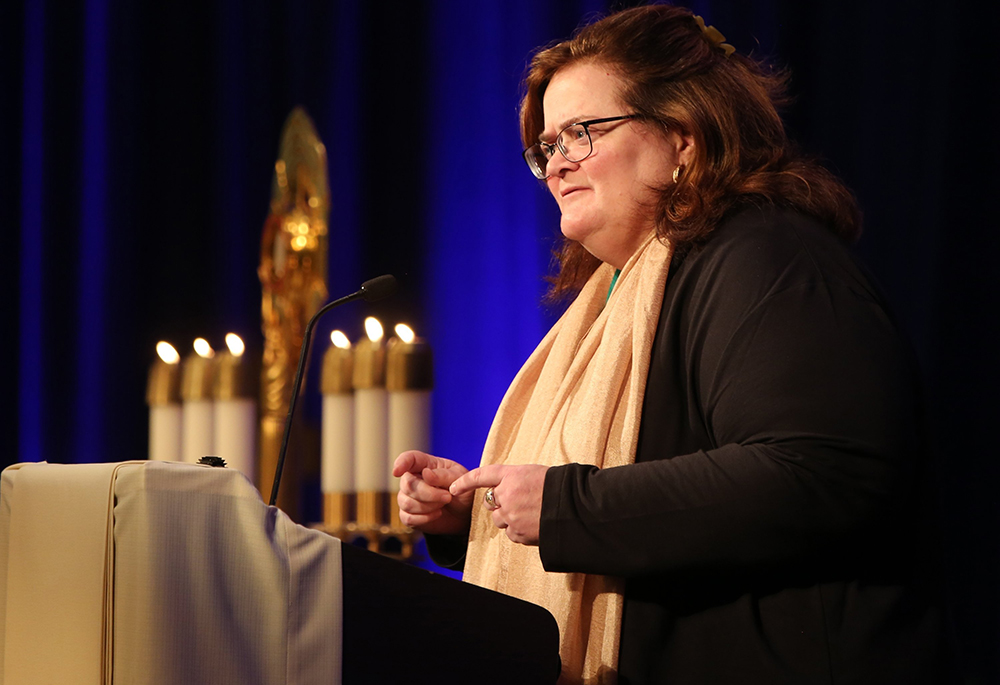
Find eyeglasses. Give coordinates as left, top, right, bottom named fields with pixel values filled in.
left=522, top=115, right=637, bottom=180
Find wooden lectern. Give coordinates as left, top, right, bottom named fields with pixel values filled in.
left=0, top=461, right=560, bottom=684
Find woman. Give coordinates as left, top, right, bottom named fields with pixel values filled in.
left=393, top=5, right=947, bottom=684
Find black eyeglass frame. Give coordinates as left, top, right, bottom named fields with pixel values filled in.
left=522, top=114, right=637, bottom=180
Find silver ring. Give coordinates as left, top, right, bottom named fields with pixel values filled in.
left=484, top=487, right=499, bottom=510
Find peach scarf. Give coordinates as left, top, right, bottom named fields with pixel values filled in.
left=462, top=233, right=672, bottom=684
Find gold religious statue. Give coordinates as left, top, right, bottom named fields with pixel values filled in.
left=258, top=108, right=329, bottom=517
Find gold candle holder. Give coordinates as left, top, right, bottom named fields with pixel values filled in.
left=321, top=337, right=354, bottom=395
left=386, top=332, right=434, bottom=393
left=323, top=492, right=353, bottom=531
left=355, top=490, right=388, bottom=527
left=213, top=334, right=259, bottom=481
left=147, top=348, right=182, bottom=406
left=214, top=335, right=256, bottom=401
left=321, top=333, right=354, bottom=533
left=314, top=321, right=425, bottom=563
left=352, top=326, right=386, bottom=390
left=353, top=317, right=388, bottom=500
left=386, top=324, right=433, bottom=535
left=389, top=496, right=404, bottom=529
left=147, top=342, right=183, bottom=462
left=181, top=341, right=215, bottom=403
left=180, top=339, right=216, bottom=464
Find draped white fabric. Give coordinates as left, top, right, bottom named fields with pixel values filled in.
left=0, top=461, right=343, bottom=685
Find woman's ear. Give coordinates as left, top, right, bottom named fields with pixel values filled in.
left=676, top=132, right=696, bottom=168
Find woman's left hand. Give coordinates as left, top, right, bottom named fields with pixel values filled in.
left=449, top=464, right=550, bottom=545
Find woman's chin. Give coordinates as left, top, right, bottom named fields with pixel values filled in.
left=559, top=219, right=592, bottom=244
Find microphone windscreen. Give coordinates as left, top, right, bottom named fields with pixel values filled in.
left=360, top=274, right=397, bottom=302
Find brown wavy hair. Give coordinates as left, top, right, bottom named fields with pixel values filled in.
left=521, top=4, right=862, bottom=300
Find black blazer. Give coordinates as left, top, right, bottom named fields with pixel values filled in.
left=540, top=207, right=950, bottom=684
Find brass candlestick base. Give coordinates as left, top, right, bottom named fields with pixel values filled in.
left=322, top=492, right=353, bottom=537
left=355, top=490, right=388, bottom=527
left=379, top=496, right=421, bottom=560
left=389, top=494, right=403, bottom=528
left=317, top=490, right=422, bottom=561
left=321, top=522, right=421, bottom=561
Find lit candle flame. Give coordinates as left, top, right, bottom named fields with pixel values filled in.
left=156, top=341, right=180, bottom=365
left=193, top=338, right=215, bottom=359
left=225, top=333, right=245, bottom=357
left=364, top=317, right=384, bottom=342
left=394, top=324, right=415, bottom=344
left=330, top=330, right=351, bottom=349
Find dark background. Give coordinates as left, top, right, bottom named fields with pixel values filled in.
left=1, top=0, right=997, bottom=681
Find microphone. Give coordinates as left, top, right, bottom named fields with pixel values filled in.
left=358, top=274, right=397, bottom=303
left=268, top=274, right=397, bottom=506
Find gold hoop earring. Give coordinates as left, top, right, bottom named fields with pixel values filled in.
left=673, top=165, right=684, bottom=183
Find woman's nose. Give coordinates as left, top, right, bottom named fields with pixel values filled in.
left=545, top=150, right=577, bottom=179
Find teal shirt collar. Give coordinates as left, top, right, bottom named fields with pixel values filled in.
left=606, top=269, right=621, bottom=304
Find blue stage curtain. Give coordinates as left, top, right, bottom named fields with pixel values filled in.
left=425, top=0, right=576, bottom=467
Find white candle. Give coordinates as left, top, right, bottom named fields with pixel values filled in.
left=353, top=317, right=387, bottom=493
left=147, top=341, right=181, bottom=461
left=386, top=324, right=433, bottom=495
left=181, top=338, right=215, bottom=464
left=322, top=330, right=354, bottom=494
left=213, top=333, right=257, bottom=481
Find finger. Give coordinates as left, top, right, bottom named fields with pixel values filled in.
left=422, top=466, right=464, bottom=489
left=449, top=464, right=506, bottom=496
left=492, top=509, right=508, bottom=529
left=391, top=451, right=422, bottom=477
left=398, top=508, right=443, bottom=528
left=398, top=492, right=449, bottom=515
left=400, top=472, right=452, bottom=504
left=392, top=450, right=437, bottom=478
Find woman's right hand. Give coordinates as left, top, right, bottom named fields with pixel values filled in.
left=392, top=451, right=474, bottom=536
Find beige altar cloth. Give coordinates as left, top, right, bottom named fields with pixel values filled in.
left=0, top=461, right=343, bottom=685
